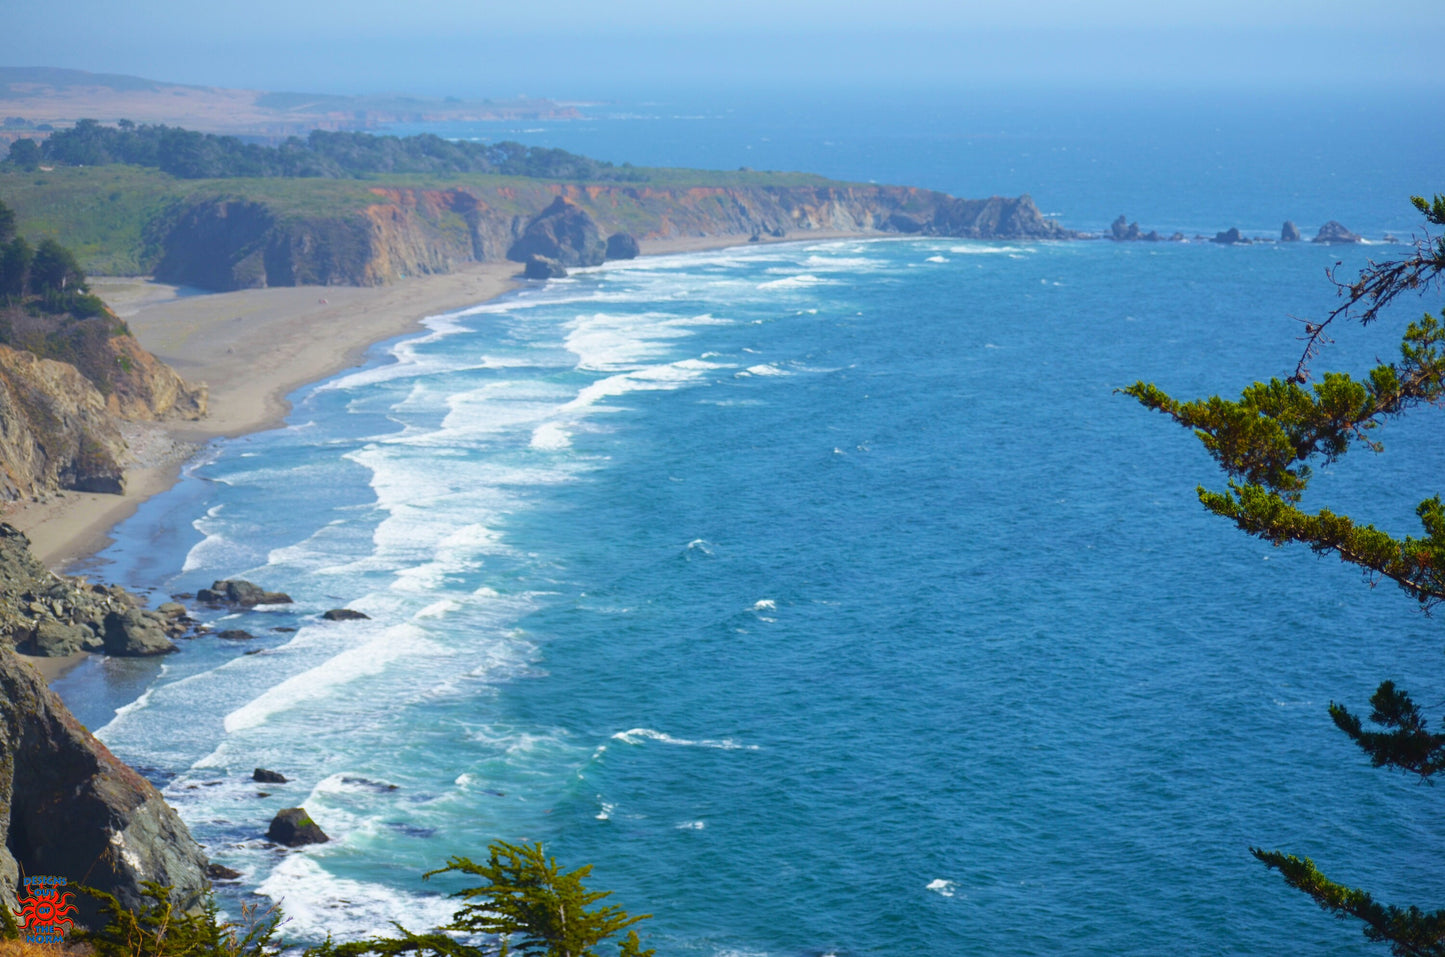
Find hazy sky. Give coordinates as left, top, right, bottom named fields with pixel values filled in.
left=4, top=0, right=1441, bottom=97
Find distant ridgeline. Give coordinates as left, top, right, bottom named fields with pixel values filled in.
left=21, top=119, right=647, bottom=182
left=2, top=120, right=1073, bottom=291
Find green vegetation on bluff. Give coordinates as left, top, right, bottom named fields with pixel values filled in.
left=0, top=122, right=847, bottom=280
left=20, top=118, right=650, bottom=182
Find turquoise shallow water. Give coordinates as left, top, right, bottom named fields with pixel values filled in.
left=57, top=93, right=1445, bottom=955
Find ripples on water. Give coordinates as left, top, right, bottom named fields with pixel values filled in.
left=68, top=237, right=1445, bottom=955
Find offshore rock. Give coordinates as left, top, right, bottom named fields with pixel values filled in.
left=322, top=608, right=370, bottom=621
left=196, top=579, right=293, bottom=606
left=1313, top=220, right=1362, bottom=244
left=0, top=644, right=210, bottom=926
left=1212, top=227, right=1250, bottom=245
left=508, top=197, right=606, bottom=268
left=1281, top=220, right=1302, bottom=242
left=253, top=768, right=287, bottom=783
left=523, top=254, right=568, bottom=280
left=605, top=232, right=640, bottom=260
left=1110, top=215, right=1141, bottom=241
left=103, top=609, right=178, bottom=656
left=267, top=807, right=329, bottom=846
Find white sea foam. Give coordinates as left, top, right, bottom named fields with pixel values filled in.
left=223, top=624, right=437, bottom=732
left=948, top=244, right=1030, bottom=255
left=927, top=879, right=957, bottom=897
left=738, top=364, right=790, bottom=377
left=675, top=820, right=706, bottom=830
left=256, top=853, right=455, bottom=942
left=757, top=274, right=828, bottom=290
left=752, top=599, right=776, bottom=611
left=925, top=255, right=949, bottom=263
left=611, top=728, right=759, bottom=751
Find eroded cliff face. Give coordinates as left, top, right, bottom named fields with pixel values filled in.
left=0, top=345, right=127, bottom=498
left=0, top=315, right=206, bottom=502
left=0, top=637, right=210, bottom=927
left=154, top=183, right=1073, bottom=291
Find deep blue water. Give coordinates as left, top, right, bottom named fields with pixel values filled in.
left=58, top=94, right=1445, bottom=956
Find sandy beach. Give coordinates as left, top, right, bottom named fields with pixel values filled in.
left=4, top=231, right=866, bottom=572
left=6, top=260, right=523, bottom=569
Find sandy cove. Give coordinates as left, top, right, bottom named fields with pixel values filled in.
left=6, top=232, right=880, bottom=577
left=6, top=260, right=521, bottom=571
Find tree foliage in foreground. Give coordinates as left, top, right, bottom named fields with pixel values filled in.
left=306, top=841, right=652, bottom=957
left=70, top=843, right=651, bottom=957
left=1125, top=194, right=1445, bottom=955
left=75, top=882, right=282, bottom=957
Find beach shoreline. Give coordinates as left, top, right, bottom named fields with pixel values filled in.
left=5, top=230, right=877, bottom=573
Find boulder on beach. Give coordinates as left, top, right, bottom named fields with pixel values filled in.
left=267, top=807, right=329, bottom=846
left=523, top=254, right=568, bottom=280
left=103, top=609, right=178, bottom=656
left=605, top=232, right=641, bottom=260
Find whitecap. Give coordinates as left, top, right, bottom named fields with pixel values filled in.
left=530, top=422, right=572, bottom=450
left=927, top=879, right=957, bottom=897
left=223, top=624, right=437, bottom=732
left=757, top=274, right=828, bottom=290
left=611, top=728, right=758, bottom=751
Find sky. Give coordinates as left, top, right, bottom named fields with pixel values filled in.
left=3, top=0, right=1441, bottom=98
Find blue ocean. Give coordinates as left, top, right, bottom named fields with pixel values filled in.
left=57, top=92, right=1445, bottom=956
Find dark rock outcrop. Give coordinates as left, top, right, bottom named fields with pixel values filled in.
left=102, top=608, right=178, bottom=656
left=0, top=644, right=210, bottom=926
left=267, top=807, right=329, bottom=846
left=605, top=232, right=640, bottom=260
left=215, top=629, right=255, bottom=641
left=1313, top=220, right=1362, bottom=244
left=523, top=255, right=567, bottom=280
left=0, top=524, right=149, bottom=657
left=1212, top=227, right=1251, bottom=245
left=1110, top=215, right=1141, bottom=241
left=322, top=608, right=370, bottom=621
left=196, top=579, right=293, bottom=607
left=508, top=197, right=606, bottom=268
left=253, top=768, right=287, bottom=783
left=1281, top=220, right=1301, bottom=242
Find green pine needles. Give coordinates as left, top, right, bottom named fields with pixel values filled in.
left=1125, top=193, right=1445, bottom=955
left=307, top=841, right=652, bottom=957
left=76, top=882, right=283, bottom=957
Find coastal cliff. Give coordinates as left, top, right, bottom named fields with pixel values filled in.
left=150, top=183, right=1072, bottom=291
left=0, top=235, right=207, bottom=503
left=0, top=637, right=210, bottom=927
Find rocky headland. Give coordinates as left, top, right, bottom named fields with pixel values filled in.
left=0, top=637, right=210, bottom=927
